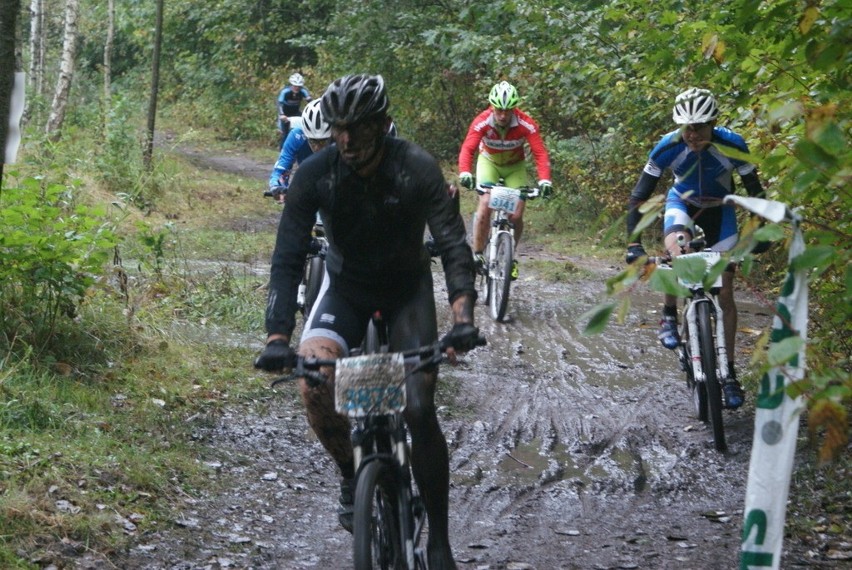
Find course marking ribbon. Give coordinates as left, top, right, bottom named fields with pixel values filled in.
left=725, top=196, right=807, bottom=570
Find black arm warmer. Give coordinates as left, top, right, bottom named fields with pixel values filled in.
left=741, top=169, right=765, bottom=198
left=626, top=171, right=660, bottom=242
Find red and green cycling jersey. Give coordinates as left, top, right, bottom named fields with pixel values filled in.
left=458, top=107, right=551, bottom=182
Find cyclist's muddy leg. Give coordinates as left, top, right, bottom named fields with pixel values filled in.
left=298, top=337, right=354, bottom=477
left=720, top=270, right=737, bottom=365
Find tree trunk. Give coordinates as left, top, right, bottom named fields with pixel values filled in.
left=104, top=0, right=114, bottom=105
left=45, top=0, right=79, bottom=141
left=143, top=0, right=164, bottom=170
left=1, top=0, right=22, bottom=182
left=27, top=0, right=44, bottom=104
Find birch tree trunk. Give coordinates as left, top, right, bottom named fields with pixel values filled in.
left=27, top=0, right=44, bottom=101
left=45, top=0, right=79, bottom=141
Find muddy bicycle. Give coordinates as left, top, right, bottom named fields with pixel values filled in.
left=646, top=229, right=734, bottom=452
left=274, top=319, right=485, bottom=569
left=471, top=181, right=540, bottom=322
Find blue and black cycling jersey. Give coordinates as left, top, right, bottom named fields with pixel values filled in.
left=278, top=87, right=311, bottom=117
left=268, top=127, right=314, bottom=189
left=626, top=126, right=764, bottom=246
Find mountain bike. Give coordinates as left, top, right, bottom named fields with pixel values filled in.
left=274, top=320, right=485, bottom=569
left=471, top=181, right=539, bottom=322
left=264, top=188, right=327, bottom=319
left=646, top=230, right=733, bottom=452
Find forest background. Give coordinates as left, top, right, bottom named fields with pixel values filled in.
left=0, top=0, right=849, bottom=567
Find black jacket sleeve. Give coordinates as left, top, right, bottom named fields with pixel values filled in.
left=626, top=171, right=661, bottom=243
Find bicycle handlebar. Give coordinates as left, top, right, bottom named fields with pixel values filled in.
left=264, top=186, right=287, bottom=198
left=271, top=336, right=487, bottom=388
left=471, top=183, right=540, bottom=199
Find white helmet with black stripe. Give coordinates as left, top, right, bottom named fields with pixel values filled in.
left=300, top=99, right=331, bottom=139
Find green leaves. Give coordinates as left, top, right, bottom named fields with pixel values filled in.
left=0, top=178, right=117, bottom=351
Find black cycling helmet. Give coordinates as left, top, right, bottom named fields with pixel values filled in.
left=321, top=74, right=389, bottom=126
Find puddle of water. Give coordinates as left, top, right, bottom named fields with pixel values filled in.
left=493, top=439, right=595, bottom=487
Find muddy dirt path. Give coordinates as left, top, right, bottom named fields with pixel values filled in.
left=117, top=145, right=819, bottom=570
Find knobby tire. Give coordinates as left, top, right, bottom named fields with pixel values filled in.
left=354, top=460, right=403, bottom=570
left=681, top=311, right=708, bottom=422
left=303, top=255, right=324, bottom=318
left=697, top=301, right=726, bottom=452
left=490, top=231, right=513, bottom=322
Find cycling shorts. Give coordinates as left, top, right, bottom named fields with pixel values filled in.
left=664, top=191, right=738, bottom=251
left=475, top=155, right=529, bottom=189
left=301, top=268, right=438, bottom=356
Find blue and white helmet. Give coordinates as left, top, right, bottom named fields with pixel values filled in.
left=289, top=72, right=305, bottom=87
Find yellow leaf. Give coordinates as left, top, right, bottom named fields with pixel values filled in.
left=713, top=39, right=726, bottom=64
left=799, top=6, right=819, bottom=35
left=808, top=399, right=849, bottom=463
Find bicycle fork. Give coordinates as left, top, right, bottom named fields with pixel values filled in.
left=684, top=295, right=731, bottom=385
left=486, top=224, right=513, bottom=279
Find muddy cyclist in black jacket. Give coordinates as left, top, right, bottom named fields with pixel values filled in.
left=254, top=74, right=479, bottom=570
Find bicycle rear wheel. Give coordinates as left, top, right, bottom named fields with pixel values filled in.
left=303, top=255, right=324, bottom=317
left=489, top=232, right=513, bottom=322
left=697, top=301, right=726, bottom=452
left=354, top=460, right=403, bottom=570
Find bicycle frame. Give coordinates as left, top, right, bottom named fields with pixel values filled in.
left=651, top=239, right=732, bottom=452
left=682, top=285, right=731, bottom=386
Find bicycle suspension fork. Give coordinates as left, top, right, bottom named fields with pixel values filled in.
left=684, top=293, right=730, bottom=385
left=487, top=216, right=514, bottom=277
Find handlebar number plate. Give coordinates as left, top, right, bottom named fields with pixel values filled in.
left=677, top=251, right=723, bottom=288
left=488, top=186, right=522, bottom=214
left=335, top=353, right=407, bottom=417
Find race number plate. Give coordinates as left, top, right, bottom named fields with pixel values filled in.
left=678, top=251, right=723, bottom=288
left=335, top=353, right=407, bottom=417
left=487, top=186, right=522, bottom=214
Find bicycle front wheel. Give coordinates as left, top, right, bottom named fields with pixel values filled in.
left=489, top=231, right=513, bottom=322
left=697, top=301, right=726, bottom=452
left=303, top=255, right=324, bottom=317
left=354, top=460, right=403, bottom=570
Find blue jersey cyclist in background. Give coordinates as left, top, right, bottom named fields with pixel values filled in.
left=267, top=99, right=331, bottom=204
left=625, top=88, right=767, bottom=410
left=277, top=72, right=312, bottom=147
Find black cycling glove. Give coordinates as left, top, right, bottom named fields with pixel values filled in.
left=751, top=241, right=772, bottom=255
left=440, top=323, right=483, bottom=352
left=625, top=244, right=648, bottom=265
left=254, top=339, right=297, bottom=371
